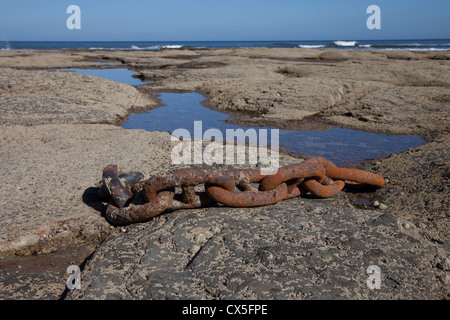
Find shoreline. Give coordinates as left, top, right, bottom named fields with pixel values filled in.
left=8, top=56, right=436, bottom=143
left=2, top=38, right=449, bottom=52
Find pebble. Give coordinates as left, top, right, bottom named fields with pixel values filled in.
left=379, top=203, right=388, bottom=210
left=373, top=200, right=380, bottom=207
left=120, top=227, right=126, bottom=233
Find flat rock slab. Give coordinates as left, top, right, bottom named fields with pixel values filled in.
left=67, top=195, right=449, bottom=300
left=0, top=68, right=152, bottom=126
left=0, top=124, right=174, bottom=256
left=0, top=50, right=99, bottom=69
left=370, top=134, right=450, bottom=246
left=1, top=49, right=448, bottom=300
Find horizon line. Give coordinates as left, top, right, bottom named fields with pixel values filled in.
left=2, top=38, right=450, bottom=42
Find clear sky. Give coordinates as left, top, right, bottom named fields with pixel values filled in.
left=1, top=0, right=449, bottom=41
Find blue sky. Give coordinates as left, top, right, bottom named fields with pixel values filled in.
left=0, top=0, right=449, bottom=41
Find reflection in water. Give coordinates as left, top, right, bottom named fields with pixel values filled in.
left=61, top=67, right=425, bottom=165
left=58, top=68, right=145, bottom=86
left=123, top=92, right=425, bottom=165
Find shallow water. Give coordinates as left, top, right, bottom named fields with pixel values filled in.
left=123, top=92, right=425, bottom=165
left=64, top=67, right=425, bottom=165
left=59, top=68, right=144, bottom=86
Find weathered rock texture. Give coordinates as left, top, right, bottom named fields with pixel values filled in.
left=0, top=48, right=448, bottom=299
left=0, top=68, right=151, bottom=126
left=66, top=196, right=449, bottom=300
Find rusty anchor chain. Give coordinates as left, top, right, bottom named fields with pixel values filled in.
left=100, top=157, right=385, bottom=225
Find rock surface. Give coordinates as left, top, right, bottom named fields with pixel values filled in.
left=0, top=48, right=448, bottom=299
left=106, top=47, right=450, bottom=138
left=66, top=196, right=448, bottom=300
left=0, top=124, right=174, bottom=257
left=0, top=68, right=151, bottom=126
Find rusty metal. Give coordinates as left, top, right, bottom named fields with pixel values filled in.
left=106, top=190, right=174, bottom=225
left=102, top=165, right=132, bottom=208
left=258, top=162, right=325, bottom=192
left=101, top=157, right=385, bottom=225
left=206, top=183, right=288, bottom=208
left=326, top=167, right=386, bottom=188
left=141, top=167, right=236, bottom=203
left=302, top=178, right=346, bottom=198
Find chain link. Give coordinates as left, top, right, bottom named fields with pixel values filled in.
left=101, top=157, right=385, bottom=225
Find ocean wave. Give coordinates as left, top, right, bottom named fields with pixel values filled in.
left=333, top=41, right=358, bottom=47
left=23, top=41, right=449, bottom=51
left=369, top=43, right=448, bottom=49
left=298, top=44, right=326, bottom=49
left=405, top=48, right=448, bottom=52
left=1, top=42, right=11, bottom=50
left=383, top=47, right=449, bottom=52
left=131, top=45, right=158, bottom=50
left=299, top=42, right=372, bottom=49
left=88, top=47, right=134, bottom=50
left=397, top=43, right=425, bottom=47
left=163, top=45, right=184, bottom=49
left=131, top=44, right=184, bottom=50
left=87, top=44, right=185, bottom=51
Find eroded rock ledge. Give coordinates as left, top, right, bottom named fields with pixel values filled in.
left=0, top=48, right=448, bottom=299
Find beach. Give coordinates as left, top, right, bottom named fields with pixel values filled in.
left=0, top=47, right=448, bottom=299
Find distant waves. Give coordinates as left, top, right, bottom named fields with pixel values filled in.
left=298, top=40, right=449, bottom=51
left=87, top=44, right=186, bottom=50
left=1, top=40, right=449, bottom=51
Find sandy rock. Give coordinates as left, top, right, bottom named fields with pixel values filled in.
left=374, top=134, right=450, bottom=245
left=0, top=48, right=448, bottom=300
left=0, top=68, right=154, bottom=126
left=0, top=124, right=174, bottom=256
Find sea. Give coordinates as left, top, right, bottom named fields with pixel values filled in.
left=1, top=39, right=449, bottom=51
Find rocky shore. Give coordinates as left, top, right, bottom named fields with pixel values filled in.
left=0, top=48, right=448, bottom=299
